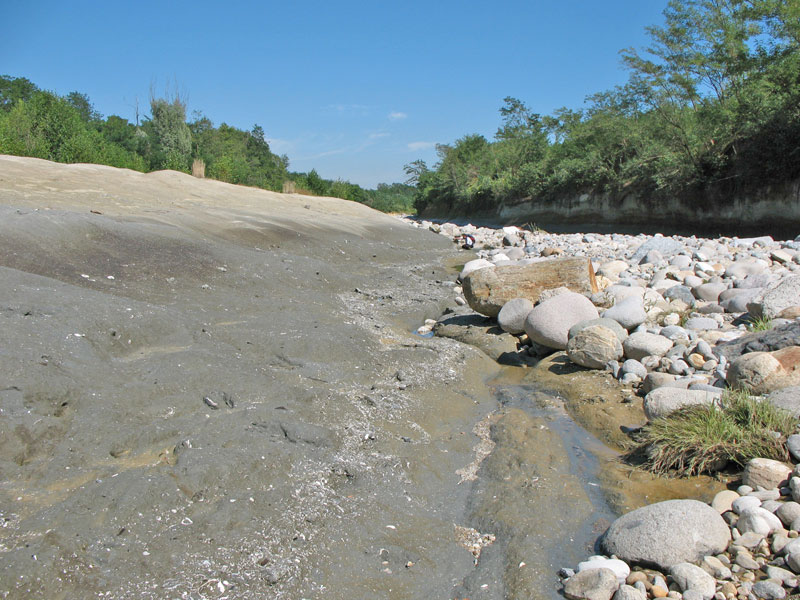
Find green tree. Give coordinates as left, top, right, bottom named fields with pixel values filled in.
left=0, top=75, right=37, bottom=111
left=148, top=96, right=191, bottom=171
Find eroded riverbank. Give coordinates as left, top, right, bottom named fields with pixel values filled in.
left=0, top=156, right=730, bottom=600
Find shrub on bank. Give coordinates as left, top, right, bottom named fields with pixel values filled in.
left=631, top=390, right=796, bottom=476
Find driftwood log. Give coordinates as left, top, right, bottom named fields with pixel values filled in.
left=462, top=257, right=598, bottom=318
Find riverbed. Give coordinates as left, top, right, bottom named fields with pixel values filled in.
left=0, top=155, right=723, bottom=599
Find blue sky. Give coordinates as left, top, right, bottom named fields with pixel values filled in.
left=3, top=1, right=667, bottom=187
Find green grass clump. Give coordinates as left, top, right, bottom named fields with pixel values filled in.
left=631, top=390, right=796, bottom=476
left=747, top=315, right=774, bottom=332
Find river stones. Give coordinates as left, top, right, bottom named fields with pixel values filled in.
left=716, top=322, right=800, bottom=360
left=567, top=325, right=623, bottom=369
left=748, top=276, right=800, bottom=319
left=742, top=458, right=792, bottom=490
left=670, top=563, right=716, bottom=600
left=769, top=386, right=800, bottom=418
left=737, top=506, right=782, bottom=535
left=602, top=296, right=646, bottom=331
left=524, top=292, right=600, bottom=350
left=726, top=347, right=800, bottom=394
left=564, top=568, right=620, bottom=600
left=600, top=499, right=731, bottom=570
left=622, top=332, right=674, bottom=361
left=631, top=237, right=683, bottom=263
left=497, top=297, right=533, bottom=334
left=576, top=558, right=630, bottom=584
left=711, top=489, right=740, bottom=514
left=569, top=318, right=628, bottom=343
left=694, top=282, right=727, bottom=302
left=643, top=388, right=720, bottom=421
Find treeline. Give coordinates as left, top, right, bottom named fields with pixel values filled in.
left=0, top=77, right=414, bottom=213
left=408, top=0, right=800, bottom=215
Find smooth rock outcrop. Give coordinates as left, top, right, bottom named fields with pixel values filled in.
left=600, top=499, right=731, bottom=570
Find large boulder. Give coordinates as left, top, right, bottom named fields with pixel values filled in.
left=748, top=276, right=800, bottom=319
left=602, top=296, right=647, bottom=331
left=767, top=386, right=800, bottom=418
left=643, top=388, right=721, bottom=421
left=524, top=292, right=600, bottom=350
left=623, top=332, right=674, bottom=361
left=497, top=297, right=534, bottom=334
left=630, top=237, right=683, bottom=263
left=567, top=325, right=624, bottom=369
left=726, top=347, right=800, bottom=394
left=459, top=258, right=494, bottom=280
left=716, top=321, right=800, bottom=361
left=742, top=458, right=792, bottom=490
left=601, top=499, right=731, bottom=570
left=462, top=258, right=598, bottom=318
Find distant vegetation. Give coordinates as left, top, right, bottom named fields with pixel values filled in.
left=0, top=77, right=415, bottom=213
left=408, top=0, right=800, bottom=215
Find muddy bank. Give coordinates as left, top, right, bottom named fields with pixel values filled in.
left=0, top=156, right=510, bottom=599
left=0, top=156, right=724, bottom=600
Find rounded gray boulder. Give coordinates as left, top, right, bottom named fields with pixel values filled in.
left=497, top=297, right=534, bottom=334
left=600, top=499, right=731, bottom=570
left=602, top=296, right=647, bottom=331
left=524, top=292, right=599, bottom=350
left=623, top=331, right=674, bottom=361
left=643, top=388, right=721, bottom=421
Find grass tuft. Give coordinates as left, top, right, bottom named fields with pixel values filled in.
left=630, top=389, right=796, bottom=476
left=747, top=315, right=774, bottom=332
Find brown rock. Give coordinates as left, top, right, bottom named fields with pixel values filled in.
left=687, top=353, right=706, bottom=369
left=462, top=258, right=599, bottom=318
left=651, top=585, right=668, bottom=598
left=778, top=306, right=800, bottom=320
left=542, top=246, right=564, bottom=257
left=742, top=458, right=792, bottom=490
left=626, top=572, right=648, bottom=586
left=726, top=346, right=800, bottom=394
left=719, top=581, right=737, bottom=597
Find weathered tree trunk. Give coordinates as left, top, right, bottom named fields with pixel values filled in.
left=462, top=257, right=598, bottom=317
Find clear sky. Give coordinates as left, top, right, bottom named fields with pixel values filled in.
left=3, top=1, right=667, bottom=188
